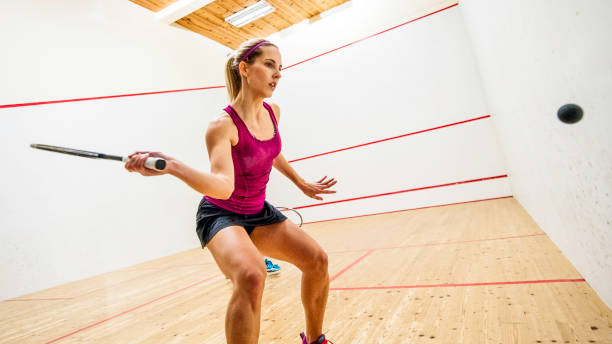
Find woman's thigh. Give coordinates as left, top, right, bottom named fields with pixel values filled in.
left=249, top=219, right=327, bottom=271
left=206, top=226, right=266, bottom=280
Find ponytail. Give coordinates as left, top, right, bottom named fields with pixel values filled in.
left=224, top=55, right=241, bottom=101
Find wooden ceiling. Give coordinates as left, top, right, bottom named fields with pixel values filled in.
left=130, top=0, right=350, bottom=49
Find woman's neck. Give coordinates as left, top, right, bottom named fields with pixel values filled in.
left=233, top=89, right=264, bottom=122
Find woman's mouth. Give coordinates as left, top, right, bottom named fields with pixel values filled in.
left=269, top=82, right=277, bottom=89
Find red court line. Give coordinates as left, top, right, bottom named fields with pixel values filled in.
left=304, top=196, right=514, bottom=225
left=0, top=86, right=225, bottom=109
left=371, top=233, right=547, bottom=251
left=45, top=274, right=221, bottom=344
left=0, top=4, right=457, bottom=109
left=327, top=232, right=546, bottom=255
left=330, top=250, right=374, bottom=282
left=282, top=3, right=459, bottom=70
left=295, top=175, right=508, bottom=210
left=330, top=279, right=586, bottom=291
left=289, top=115, right=490, bottom=163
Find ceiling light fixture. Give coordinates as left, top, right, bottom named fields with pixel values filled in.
left=225, top=0, right=275, bottom=28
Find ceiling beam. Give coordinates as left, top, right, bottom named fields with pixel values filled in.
left=156, top=0, right=216, bottom=24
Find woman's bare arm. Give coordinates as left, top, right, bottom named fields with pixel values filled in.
left=125, top=116, right=235, bottom=199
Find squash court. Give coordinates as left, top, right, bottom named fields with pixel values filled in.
left=2, top=198, right=611, bottom=343
left=1, top=1, right=611, bottom=343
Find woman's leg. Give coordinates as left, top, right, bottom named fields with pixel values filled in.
left=207, top=226, right=267, bottom=344
left=250, top=220, right=329, bottom=341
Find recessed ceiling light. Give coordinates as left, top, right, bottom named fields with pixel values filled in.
left=225, top=1, right=275, bottom=28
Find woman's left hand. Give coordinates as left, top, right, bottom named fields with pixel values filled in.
left=299, top=176, right=337, bottom=201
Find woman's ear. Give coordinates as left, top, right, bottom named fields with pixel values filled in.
left=238, top=61, right=245, bottom=78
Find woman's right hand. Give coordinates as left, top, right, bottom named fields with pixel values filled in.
left=124, top=151, right=174, bottom=176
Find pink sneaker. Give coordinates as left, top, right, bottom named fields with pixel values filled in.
left=300, top=332, right=334, bottom=344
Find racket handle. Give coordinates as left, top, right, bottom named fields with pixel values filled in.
left=123, top=156, right=166, bottom=171
left=145, top=157, right=166, bottom=171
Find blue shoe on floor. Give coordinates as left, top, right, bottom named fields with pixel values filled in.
left=265, top=258, right=280, bottom=275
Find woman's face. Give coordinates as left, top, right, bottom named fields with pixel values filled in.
left=243, top=46, right=282, bottom=98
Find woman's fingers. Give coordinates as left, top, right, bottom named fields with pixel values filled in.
left=301, top=176, right=338, bottom=200
left=125, top=157, right=139, bottom=172
left=320, top=177, right=336, bottom=185
left=124, top=156, right=136, bottom=171
left=125, top=153, right=161, bottom=175
left=323, top=179, right=337, bottom=188
left=133, top=153, right=146, bottom=169
left=317, top=178, right=337, bottom=190
left=128, top=151, right=150, bottom=159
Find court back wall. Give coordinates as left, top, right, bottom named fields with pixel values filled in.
left=264, top=2, right=511, bottom=222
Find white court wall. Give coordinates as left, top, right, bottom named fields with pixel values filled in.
left=264, top=1, right=511, bottom=222
left=0, top=0, right=227, bottom=105
left=0, top=0, right=229, bottom=300
left=460, top=0, right=612, bottom=307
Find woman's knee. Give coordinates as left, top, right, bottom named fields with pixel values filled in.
left=233, top=264, right=266, bottom=295
left=303, top=249, right=328, bottom=274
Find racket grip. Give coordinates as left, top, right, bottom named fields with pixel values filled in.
left=123, top=156, right=166, bottom=171
left=145, top=157, right=166, bottom=171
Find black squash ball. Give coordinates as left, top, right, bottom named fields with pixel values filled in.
left=557, top=104, right=583, bottom=124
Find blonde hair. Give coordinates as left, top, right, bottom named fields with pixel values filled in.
left=225, top=38, right=277, bottom=101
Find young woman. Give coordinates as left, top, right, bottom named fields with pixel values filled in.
left=125, top=38, right=337, bottom=344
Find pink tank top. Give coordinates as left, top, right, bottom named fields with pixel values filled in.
left=204, top=102, right=282, bottom=214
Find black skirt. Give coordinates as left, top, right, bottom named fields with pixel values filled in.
left=195, top=197, right=287, bottom=247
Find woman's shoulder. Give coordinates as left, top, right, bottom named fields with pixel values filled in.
left=206, top=112, right=237, bottom=139
left=209, top=111, right=232, bottom=127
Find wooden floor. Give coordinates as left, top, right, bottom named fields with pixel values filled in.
left=2, top=198, right=611, bottom=343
